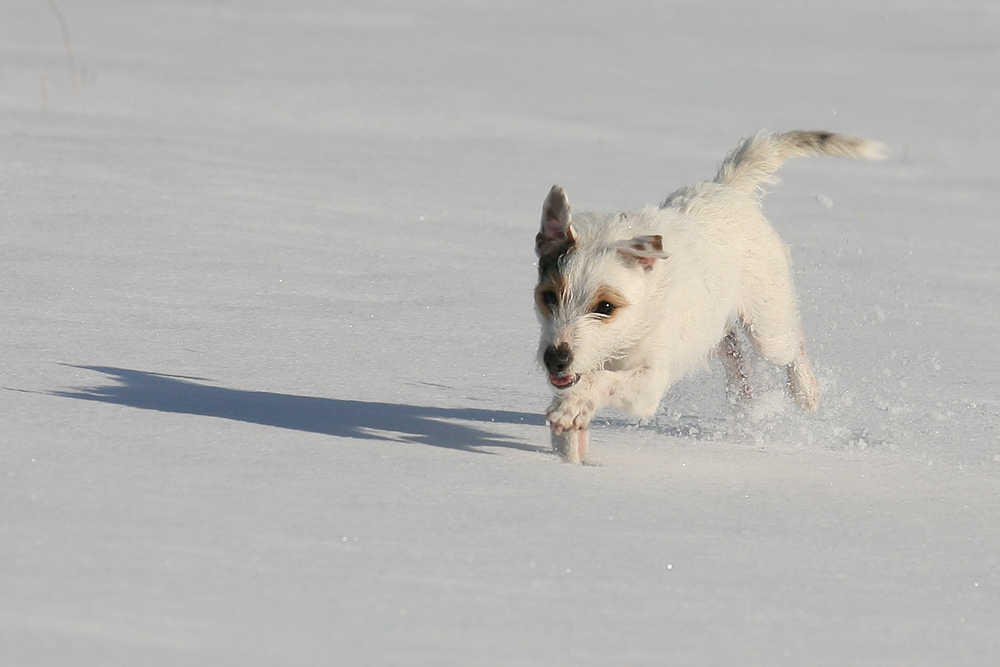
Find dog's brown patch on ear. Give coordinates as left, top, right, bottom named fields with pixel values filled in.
left=588, top=286, right=628, bottom=321
left=630, top=235, right=663, bottom=253
left=534, top=272, right=567, bottom=317
left=618, top=234, right=668, bottom=271
left=536, top=236, right=575, bottom=281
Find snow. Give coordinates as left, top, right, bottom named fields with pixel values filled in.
left=2, top=1, right=999, bottom=664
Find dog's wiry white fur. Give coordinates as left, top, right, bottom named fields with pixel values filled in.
left=534, top=130, right=886, bottom=463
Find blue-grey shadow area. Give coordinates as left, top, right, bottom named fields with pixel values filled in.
left=51, top=366, right=548, bottom=455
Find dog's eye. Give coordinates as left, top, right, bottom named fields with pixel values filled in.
left=593, top=301, right=616, bottom=317
left=540, top=290, right=559, bottom=310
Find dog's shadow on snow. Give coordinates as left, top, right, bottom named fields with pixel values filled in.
left=50, top=366, right=548, bottom=455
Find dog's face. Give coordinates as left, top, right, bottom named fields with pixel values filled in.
left=534, top=185, right=669, bottom=389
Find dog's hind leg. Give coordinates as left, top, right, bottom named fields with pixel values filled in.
left=719, top=328, right=753, bottom=406
left=745, top=317, right=821, bottom=412
left=786, top=344, right=821, bottom=412
left=742, top=281, right=821, bottom=412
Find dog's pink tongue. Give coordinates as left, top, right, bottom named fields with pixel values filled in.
left=549, top=374, right=575, bottom=388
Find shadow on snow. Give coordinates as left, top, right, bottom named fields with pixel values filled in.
left=50, top=366, right=547, bottom=455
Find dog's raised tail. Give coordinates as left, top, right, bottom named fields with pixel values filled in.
left=715, top=130, right=887, bottom=195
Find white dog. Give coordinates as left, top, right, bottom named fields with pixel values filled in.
left=534, top=130, right=886, bottom=463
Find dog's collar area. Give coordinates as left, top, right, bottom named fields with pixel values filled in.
left=548, top=373, right=580, bottom=389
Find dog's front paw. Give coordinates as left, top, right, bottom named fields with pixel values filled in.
left=546, top=378, right=597, bottom=432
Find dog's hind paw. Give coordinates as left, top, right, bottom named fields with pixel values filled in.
left=787, top=348, right=821, bottom=413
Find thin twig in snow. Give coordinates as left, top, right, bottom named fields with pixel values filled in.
left=46, top=0, right=79, bottom=95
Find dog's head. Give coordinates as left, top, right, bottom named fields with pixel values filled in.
left=534, top=185, right=669, bottom=389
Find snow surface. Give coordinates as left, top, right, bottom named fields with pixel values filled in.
left=2, top=1, right=999, bottom=665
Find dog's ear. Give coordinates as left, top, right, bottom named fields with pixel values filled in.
left=617, top=235, right=669, bottom=271
left=536, top=185, right=575, bottom=257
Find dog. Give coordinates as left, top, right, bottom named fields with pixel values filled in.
left=534, top=130, right=886, bottom=463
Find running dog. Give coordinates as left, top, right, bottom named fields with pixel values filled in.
left=534, top=130, right=886, bottom=463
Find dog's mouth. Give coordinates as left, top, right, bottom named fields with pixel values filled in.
left=548, top=373, right=580, bottom=389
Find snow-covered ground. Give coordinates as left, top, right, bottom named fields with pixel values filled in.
left=2, top=1, right=999, bottom=664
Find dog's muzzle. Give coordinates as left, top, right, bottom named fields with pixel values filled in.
left=544, top=343, right=578, bottom=389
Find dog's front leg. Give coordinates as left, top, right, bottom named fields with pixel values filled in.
left=546, top=372, right=604, bottom=433
left=546, top=373, right=600, bottom=464
left=547, top=367, right=662, bottom=463
left=551, top=428, right=589, bottom=464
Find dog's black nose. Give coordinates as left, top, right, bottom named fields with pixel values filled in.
left=543, top=343, right=573, bottom=376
